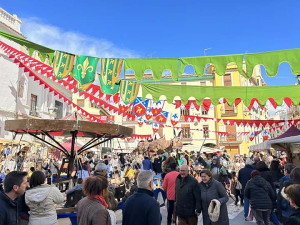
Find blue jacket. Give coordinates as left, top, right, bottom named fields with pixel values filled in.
left=142, top=158, right=153, bottom=171
left=238, top=165, right=254, bottom=194
left=122, top=188, right=161, bottom=225
left=280, top=174, right=290, bottom=185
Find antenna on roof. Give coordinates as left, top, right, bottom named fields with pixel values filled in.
left=204, top=48, right=212, bottom=56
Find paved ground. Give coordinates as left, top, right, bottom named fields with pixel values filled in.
left=58, top=198, right=257, bottom=225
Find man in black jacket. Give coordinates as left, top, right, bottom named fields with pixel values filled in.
left=122, top=170, right=161, bottom=225
left=0, top=171, right=28, bottom=225
left=175, top=165, right=201, bottom=225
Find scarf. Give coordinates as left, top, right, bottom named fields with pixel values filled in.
left=94, top=195, right=108, bottom=208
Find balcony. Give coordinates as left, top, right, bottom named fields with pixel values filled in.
left=221, top=112, right=238, bottom=117
left=219, top=135, right=243, bottom=145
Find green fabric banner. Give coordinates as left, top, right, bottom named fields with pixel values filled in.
left=142, top=83, right=300, bottom=106
left=73, top=55, right=100, bottom=92
left=124, top=58, right=179, bottom=81
left=99, top=58, right=123, bottom=95
left=245, top=49, right=300, bottom=78
left=53, top=51, right=75, bottom=80
left=3, top=28, right=300, bottom=81
left=120, top=80, right=140, bottom=105
left=179, top=54, right=244, bottom=76
left=0, top=30, right=55, bottom=62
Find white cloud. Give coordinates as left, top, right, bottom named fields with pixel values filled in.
left=21, top=17, right=139, bottom=58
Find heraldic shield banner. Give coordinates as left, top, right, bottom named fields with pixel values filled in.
left=120, top=80, right=140, bottom=105
left=53, top=51, right=75, bottom=80
left=99, top=58, right=123, bottom=95
left=73, top=55, right=100, bottom=92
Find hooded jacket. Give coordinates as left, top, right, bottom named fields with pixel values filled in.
left=244, top=175, right=275, bottom=210
left=25, top=184, right=64, bottom=225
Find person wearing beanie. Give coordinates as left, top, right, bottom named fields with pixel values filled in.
left=245, top=170, right=275, bottom=225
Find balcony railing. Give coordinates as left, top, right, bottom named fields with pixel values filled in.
left=0, top=8, right=22, bottom=33
left=219, top=135, right=244, bottom=142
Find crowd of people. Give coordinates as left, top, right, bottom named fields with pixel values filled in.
left=0, top=147, right=299, bottom=225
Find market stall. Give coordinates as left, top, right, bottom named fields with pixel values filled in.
left=5, top=118, right=133, bottom=178
left=250, top=126, right=300, bottom=165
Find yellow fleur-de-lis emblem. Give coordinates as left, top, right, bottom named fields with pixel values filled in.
left=77, top=58, right=94, bottom=79
left=60, top=63, right=65, bottom=68
left=127, top=90, right=132, bottom=94
left=137, top=107, right=142, bottom=113
left=108, top=80, right=112, bottom=85
left=108, top=69, right=113, bottom=75
left=129, top=81, right=133, bottom=85
left=63, top=54, right=68, bottom=58
left=110, top=59, right=115, bottom=64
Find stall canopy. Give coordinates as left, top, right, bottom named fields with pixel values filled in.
left=249, top=126, right=300, bottom=152
left=5, top=118, right=133, bottom=157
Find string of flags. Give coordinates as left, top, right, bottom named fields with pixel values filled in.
left=1, top=31, right=300, bottom=110
left=2, top=41, right=299, bottom=133
left=126, top=123, right=285, bottom=141
left=0, top=42, right=136, bottom=120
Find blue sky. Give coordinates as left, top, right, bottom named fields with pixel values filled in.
left=2, top=0, right=300, bottom=85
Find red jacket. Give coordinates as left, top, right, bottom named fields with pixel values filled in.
left=162, top=171, right=179, bottom=200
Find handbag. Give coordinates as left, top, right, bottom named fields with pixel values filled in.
left=236, top=181, right=242, bottom=190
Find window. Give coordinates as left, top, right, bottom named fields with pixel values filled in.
left=224, top=103, right=235, bottom=114
left=223, top=74, right=232, bottom=87
left=91, top=102, right=100, bottom=109
left=18, top=77, right=25, bottom=98
left=180, top=108, right=189, bottom=120
left=256, top=79, right=260, bottom=86
left=47, top=92, right=52, bottom=108
left=201, top=106, right=208, bottom=115
left=182, top=124, right=191, bottom=139
left=77, top=99, right=84, bottom=107
left=226, top=125, right=236, bottom=141
left=203, top=125, right=209, bottom=138
left=30, top=94, right=37, bottom=116
left=55, top=101, right=63, bottom=119
left=128, top=126, right=135, bottom=134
